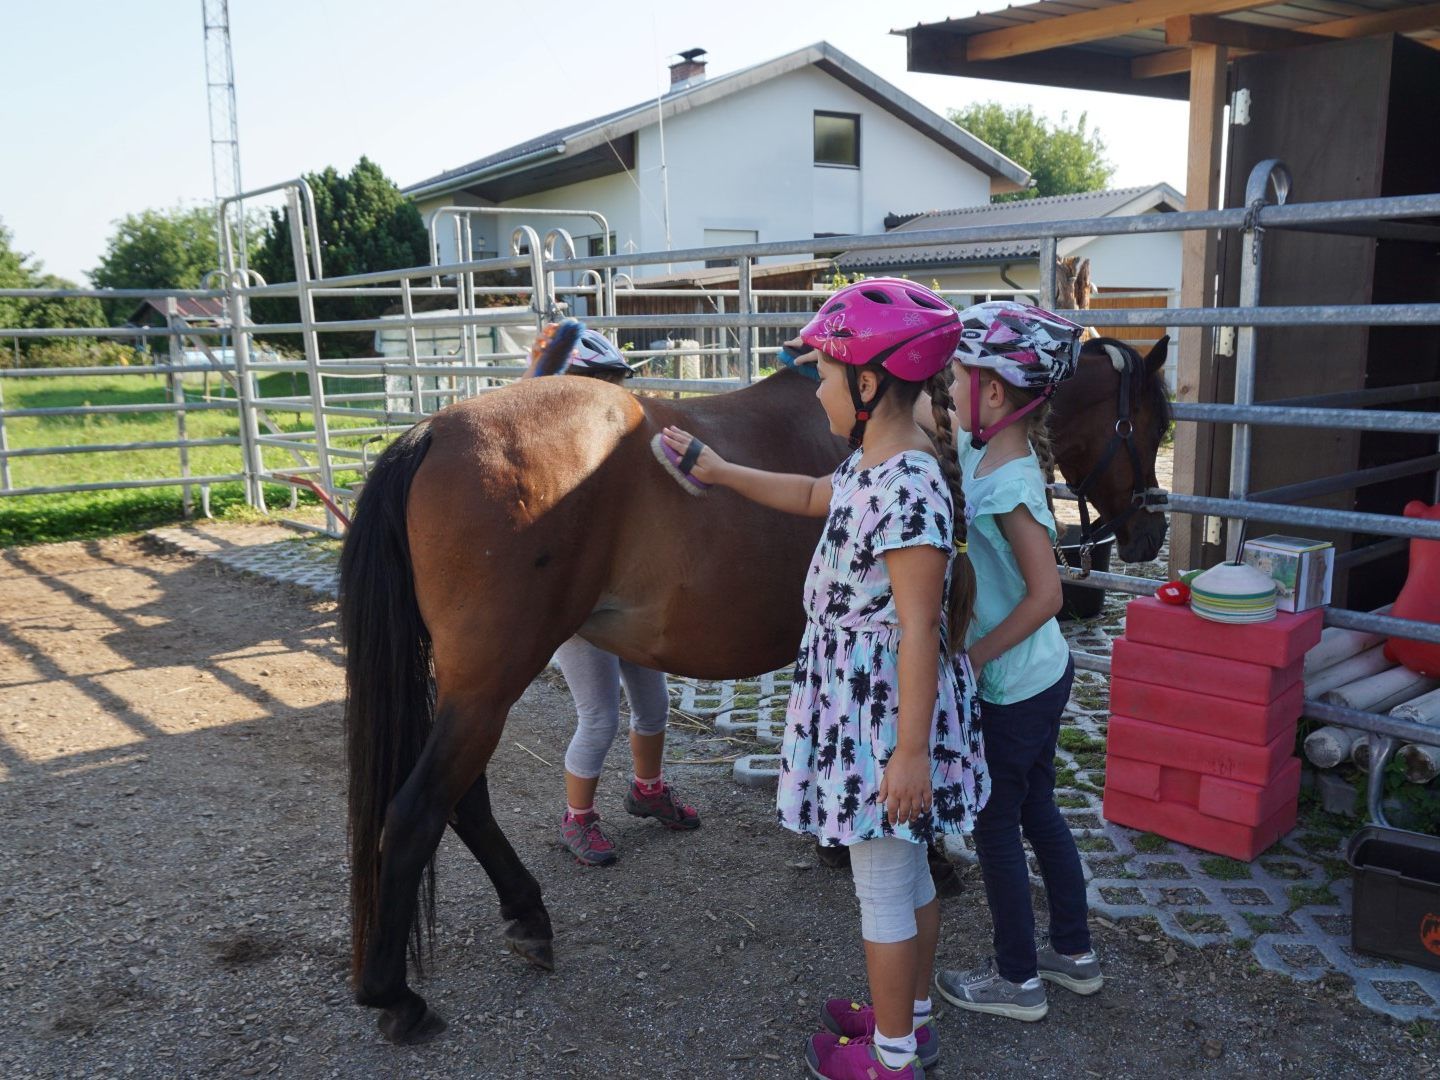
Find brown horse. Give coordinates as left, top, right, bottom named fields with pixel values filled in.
left=338, top=336, right=1170, bottom=1042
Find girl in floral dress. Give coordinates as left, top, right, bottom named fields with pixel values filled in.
left=661, top=279, right=988, bottom=1080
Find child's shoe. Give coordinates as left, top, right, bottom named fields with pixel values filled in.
left=805, top=1032, right=923, bottom=1079
left=819, top=1000, right=939, bottom=1068
left=1037, top=936, right=1103, bottom=994
left=558, top=810, right=617, bottom=866
left=623, top=780, right=700, bottom=830
left=934, top=959, right=1048, bottom=1021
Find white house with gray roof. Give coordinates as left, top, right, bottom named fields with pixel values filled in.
left=403, top=43, right=1030, bottom=276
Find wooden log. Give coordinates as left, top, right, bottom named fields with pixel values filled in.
left=1303, top=726, right=1357, bottom=769
left=1398, top=743, right=1440, bottom=785
left=1305, top=645, right=1394, bottom=697
left=1321, top=667, right=1440, bottom=713
left=1391, top=685, right=1440, bottom=725
left=1303, top=608, right=1393, bottom=675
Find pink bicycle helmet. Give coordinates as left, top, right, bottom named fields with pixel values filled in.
left=799, top=278, right=961, bottom=381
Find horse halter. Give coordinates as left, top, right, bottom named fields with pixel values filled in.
left=1065, top=348, right=1161, bottom=571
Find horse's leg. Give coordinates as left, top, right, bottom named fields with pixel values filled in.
left=449, top=773, right=554, bottom=971
left=356, top=696, right=498, bottom=1045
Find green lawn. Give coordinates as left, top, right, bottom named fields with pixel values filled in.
left=0, top=370, right=386, bottom=546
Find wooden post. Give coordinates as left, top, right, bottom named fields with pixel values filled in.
left=1170, top=43, right=1228, bottom=574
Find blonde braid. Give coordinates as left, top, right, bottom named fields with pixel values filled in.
left=1027, top=398, right=1058, bottom=518
left=927, top=372, right=975, bottom=644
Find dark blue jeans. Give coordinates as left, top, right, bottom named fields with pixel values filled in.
left=971, top=657, right=1091, bottom=982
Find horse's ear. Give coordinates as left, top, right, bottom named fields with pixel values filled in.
left=1144, top=335, right=1170, bottom=378
left=1075, top=259, right=1091, bottom=297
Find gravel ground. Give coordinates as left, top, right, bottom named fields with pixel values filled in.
left=1, top=535, right=1436, bottom=1078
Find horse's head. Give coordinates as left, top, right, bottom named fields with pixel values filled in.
left=1049, top=336, right=1171, bottom=564
left=1055, top=257, right=1093, bottom=310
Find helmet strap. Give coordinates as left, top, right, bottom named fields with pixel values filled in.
left=845, top=365, right=893, bottom=450
left=970, top=368, right=1052, bottom=449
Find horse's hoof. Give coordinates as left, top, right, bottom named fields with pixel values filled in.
left=378, top=996, right=447, bottom=1045
left=506, top=932, right=555, bottom=972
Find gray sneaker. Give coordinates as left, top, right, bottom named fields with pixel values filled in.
left=1037, top=937, right=1103, bottom=995
left=934, top=959, right=1048, bottom=1022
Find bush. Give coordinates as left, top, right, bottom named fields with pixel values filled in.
left=15, top=340, right=141, bottom=369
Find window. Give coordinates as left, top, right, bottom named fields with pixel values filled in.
left=587, top=232, right=618, bottom=258
left=814, top=111, right=859, bottom=167
left=702, top=228, right=758, bottom=269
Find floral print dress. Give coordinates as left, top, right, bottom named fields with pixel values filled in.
left=776, top=449, right=988, bottom=847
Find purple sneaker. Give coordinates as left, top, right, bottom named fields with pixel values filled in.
left=623, top=780, right=700, bottom=830
left=805, top=1032, right=923, bottom=1079
left=558, top=811, right=617, bottom=866
left=820, top=1000, right=939, bottom=1069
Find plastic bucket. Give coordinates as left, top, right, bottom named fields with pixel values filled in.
left=1055, top=525, right=1113, bottom=621
left=1347, top=825, right=1440, bottom=972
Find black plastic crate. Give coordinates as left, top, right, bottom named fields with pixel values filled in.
left=1055, top=525, right=1112, bottom=621
left=1346, top=825, right=1440, bottom=972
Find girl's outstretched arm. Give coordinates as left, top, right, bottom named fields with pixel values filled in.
left=660, top=426, right=832, bottom=518
left=967, top=504, right=1063, bottom=671
left=877, top=544, right=946, bottom=826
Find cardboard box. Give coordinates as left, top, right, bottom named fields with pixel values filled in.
left=1242, top=535, right=1334, bottom=612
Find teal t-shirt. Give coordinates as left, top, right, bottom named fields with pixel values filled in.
left=958, top=439, right=1071, bottom=705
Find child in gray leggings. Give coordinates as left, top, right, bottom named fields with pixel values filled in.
left=538, top=326, right=700, bottom=866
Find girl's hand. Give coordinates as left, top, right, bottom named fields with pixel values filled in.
left=878, top=748, right=932, bottom=826
left=660, top=426, right=729, bottom=485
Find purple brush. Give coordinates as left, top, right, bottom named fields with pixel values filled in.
left=650, top=434, right=711, bottom=496
left=525, top=319, right=583, bottom=378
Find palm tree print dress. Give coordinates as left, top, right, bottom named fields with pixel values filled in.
left=777, top=449, right=988, bottom=847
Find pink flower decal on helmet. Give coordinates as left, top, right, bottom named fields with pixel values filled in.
left=799, top=278, right=960, bottom=382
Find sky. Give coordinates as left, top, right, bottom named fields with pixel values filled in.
left=1, top=0, right=1190, bottom=284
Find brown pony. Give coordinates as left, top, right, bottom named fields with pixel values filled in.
left=339, top=337, right=1170, bottom=1043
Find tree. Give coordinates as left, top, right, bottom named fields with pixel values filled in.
left=949, top=103, right=1114, bottom=201
left=89, top=206, right=228, bottom=323
left=250, top=157, right=430, bottom=357
left=0, top=219, right=103, bottom=361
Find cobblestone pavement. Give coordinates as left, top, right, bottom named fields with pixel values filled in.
left=150, top=515, right=1440, bottom=1022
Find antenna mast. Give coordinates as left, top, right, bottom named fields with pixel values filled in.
left=201, top=0, right=244, bottom=266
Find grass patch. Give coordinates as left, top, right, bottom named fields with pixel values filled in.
left=1131, top=832, right=1171, bottom=854
left=1072, top=750, right=1107, bottom=771
left=1075, top=835, right=1117, bottom=853
left=1058, top=727, right=1105, bottom=754
left=1055, top=793, right=1090, bottom=809
left=1197, top=856, right=1252, bottom=881
left=1177, top=912, right=1227, bottom=934
left=1242, top=913, right=1293, bottom=935
left=1286, top=884, right=1338, bottom=912
left=0, top=371, right=378, bottom=546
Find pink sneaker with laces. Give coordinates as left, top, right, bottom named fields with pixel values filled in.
left=558, top=810, right=617, bottom=866
left=623, top=779, right=700, bottom=830
left=820, top=1000, right=938, bottom=1069
left=805, top=1031, right=923, bottom=1079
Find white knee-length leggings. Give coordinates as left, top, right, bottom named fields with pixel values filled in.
left=849, top=836, right=937, bottom=944
left=553, top=636, right=670, bottom=779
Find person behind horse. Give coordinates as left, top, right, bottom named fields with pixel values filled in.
left=541, top=328, right=700, bottom=865
left=661, top=279, right=987, bottom=1080
left=933, top=301, right=1102, bottom=1022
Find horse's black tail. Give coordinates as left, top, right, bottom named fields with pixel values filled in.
left=338, top=421, right=436, bottom=983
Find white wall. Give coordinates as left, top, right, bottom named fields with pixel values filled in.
left=1073, top=226, right=1183, bottom=291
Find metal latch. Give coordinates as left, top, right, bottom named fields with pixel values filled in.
left=1216, top=326, right=1236, bottom=356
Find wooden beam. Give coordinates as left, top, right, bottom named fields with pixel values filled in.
left=1133, top=45, right=1248, bottom=79
left=1165, top=13, right=1328, bottom=51
left=1170, top=42, right=1229, bottom=575
left=964, top=0, right=1277, bottom=62
left=1306, top=2, right=1440, bottom=40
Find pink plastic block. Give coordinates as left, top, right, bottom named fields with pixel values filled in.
left=1124, top=596, right=1323, bottom=668
left=1103, top=787, right=1298, bottom=861
left=1111, top=638, right=1303, bottom=705
left=1109, top=676, right=1304, bottom=746
left=1107, top=714, right=1293, bottom=786
left=1102, top=755, right=1300, bottom=828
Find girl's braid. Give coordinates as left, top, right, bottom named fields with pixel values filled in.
left=1027, top=398, right=1058, bottom=519
left=926, top=371, right=975, bottom=644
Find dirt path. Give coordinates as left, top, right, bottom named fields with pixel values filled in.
left=0, top=536, right=1433, bottom=1078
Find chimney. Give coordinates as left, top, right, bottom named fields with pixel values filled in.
left=669, top=48, right=708, bottom=91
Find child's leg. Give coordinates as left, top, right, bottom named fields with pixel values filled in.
left=911, top=840, right=940, bottom=1002
left=1018, top=664, right=1092, bottom=956
left=618, top=659, right=670, bottom=781
left=555, top=637, right=623, bottom=806
left=970, top=697, right=1040, bottom=982
left=851, top=838, right=925, bottom=1047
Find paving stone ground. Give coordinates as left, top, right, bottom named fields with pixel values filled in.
left=149, top=513, right=1440, bottom=1023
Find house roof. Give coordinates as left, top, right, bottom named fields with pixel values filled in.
left=898, top=1, right=1440, bottom=101
left=836, top=183, right=1184, bottom=270
left=124, top=296, right=228, bottom=326
left=403, top=41, right=1031, bottom=202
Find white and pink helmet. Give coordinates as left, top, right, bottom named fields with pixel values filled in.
left=953, top=301, right=1083, bottom=392
left=798, top=278, right=961, bottom=382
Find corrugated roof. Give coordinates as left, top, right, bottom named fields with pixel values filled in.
left=837, top=183, right=1183, bottom=269
left=403, top=42, right=1031, bottom=199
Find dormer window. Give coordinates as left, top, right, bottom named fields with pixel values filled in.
left=814, top=112, right=859, bottom=168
